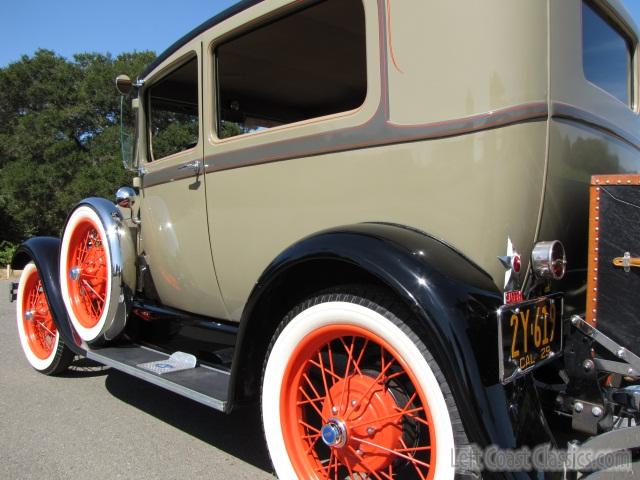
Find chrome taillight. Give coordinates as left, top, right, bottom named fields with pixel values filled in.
left=531, top=240, right=566, bottom=280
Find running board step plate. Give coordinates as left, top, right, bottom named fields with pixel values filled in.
left=87, top=344, right=229, bottom=411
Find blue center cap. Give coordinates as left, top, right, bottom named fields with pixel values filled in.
left=321, top=419, right=346, bottom=448
left=321, top=424, right=339, bottom=446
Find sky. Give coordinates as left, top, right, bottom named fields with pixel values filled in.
left=0, top=1, right=639, bottom=68
left=0, top=0, right=238, bottom=66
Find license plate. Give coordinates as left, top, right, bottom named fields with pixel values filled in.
left=498, top=294, right=563, bottom=383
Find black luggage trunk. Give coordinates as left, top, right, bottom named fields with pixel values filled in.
left=586, top=174, right=640, bottom=355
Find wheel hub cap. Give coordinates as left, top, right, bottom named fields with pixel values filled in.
left=321, top=374, right=403, bottom=471
left=321, top=418, right=347, bottom=448
left=69, top=266, right=81, bottom=281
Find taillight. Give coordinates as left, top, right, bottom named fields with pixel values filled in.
left=532, top=240, right=567, bottom=280
left=512, top=254, right=521, bottom=274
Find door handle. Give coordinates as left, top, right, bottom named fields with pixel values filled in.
left=178, top=160, right=201, bottom=172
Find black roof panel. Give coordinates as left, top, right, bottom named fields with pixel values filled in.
left=140, top=0, right=264, bottom=79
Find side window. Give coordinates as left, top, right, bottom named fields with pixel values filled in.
left=148, top=55, right=199, bottom=160
left=582, top=1, right=633, bottom=106
left=215, top=0, right=366, bottom=139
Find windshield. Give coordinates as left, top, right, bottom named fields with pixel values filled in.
left=119, top=95, right=138, bottom=171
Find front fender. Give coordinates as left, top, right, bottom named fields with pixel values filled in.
left=234, top=223, right=553, bottom=477
left=12, top=237, right=85, bottom=355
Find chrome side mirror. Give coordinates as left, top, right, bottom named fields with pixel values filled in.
left=115, top=186, right=141, bottom=225
left=116, top=187, right=137, bottom=208
left=115, top=74, right=132, bottom=95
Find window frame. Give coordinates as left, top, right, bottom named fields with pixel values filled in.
left=209, top=0, right=369, bottom=143
left=145, top=51, right=201, bottom=163
left=581, top=0, right=636, bottom=109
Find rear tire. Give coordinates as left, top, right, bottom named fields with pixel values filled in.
left=262, top=287, right=467, bottom=480
left=16, top=262, right=74, bottom=375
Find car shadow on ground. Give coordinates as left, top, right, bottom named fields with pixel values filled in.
left=103, top=368, right=274, bottom=475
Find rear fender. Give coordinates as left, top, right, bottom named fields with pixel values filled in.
left=12, top=237, right=85, bottom=355
left=232, top=223, right=553, bottom=467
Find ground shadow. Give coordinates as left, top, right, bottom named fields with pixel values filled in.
left=104, top=370, right=273, bottom=474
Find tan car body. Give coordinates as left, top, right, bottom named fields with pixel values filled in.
left=133, top=0, right=640, bottom=322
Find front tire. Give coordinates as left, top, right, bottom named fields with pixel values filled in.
left=59, top=205, right=112, bottom=343
left=262, top=289, right=465, bottom=480
left=16, top=262, right=74, bottom=375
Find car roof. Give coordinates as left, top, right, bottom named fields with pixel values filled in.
left=139, top=0, right=263, bottom=80
left=140, top=0, right=639, bottom=82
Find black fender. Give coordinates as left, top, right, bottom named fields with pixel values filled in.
left=12, top=237, right=85, bottom=356
left=231, top=223, right=553, bottom=477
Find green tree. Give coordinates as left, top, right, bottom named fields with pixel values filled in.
left=0, top=49, right=155, bottom=260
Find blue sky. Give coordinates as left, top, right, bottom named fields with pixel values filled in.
left=0, top=0, right=238, bottom=66
left=1, top=1, right=639, bottom=67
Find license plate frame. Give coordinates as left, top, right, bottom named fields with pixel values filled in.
left=498, top=294, right=563, bottom=384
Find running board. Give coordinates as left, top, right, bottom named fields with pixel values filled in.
left=87, top=344, right=229, bottom=411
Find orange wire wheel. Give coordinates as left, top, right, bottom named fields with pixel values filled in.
left=60, top=205, right=113, bottom=342
left=65, top=217, right=108, bottom=329
left=263, top=293, right=458, bottom=479
left=16, top=262, right=74, bottom=374
left=21, top=265, right=58, bottom=360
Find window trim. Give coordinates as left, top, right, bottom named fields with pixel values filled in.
left=145, top=51, right=201, bottom=163
left=581, top=0, right=636, bottom=109
left=209, top=0, right=369, bottom=143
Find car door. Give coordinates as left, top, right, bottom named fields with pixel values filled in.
left=200, top=0, right=378, bottom=320
left=138, top=45, right=228, bottom=319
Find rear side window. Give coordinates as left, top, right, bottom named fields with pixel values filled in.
left=582, top=1, right=633, bottom=106
left=215, top=0, right=366, bottom=139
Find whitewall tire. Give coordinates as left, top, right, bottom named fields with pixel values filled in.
left=262, top=289, right=464, bottom=480
left=59, top=205, right=112, bottom=342
left=16, top=262, right=73, bottom=374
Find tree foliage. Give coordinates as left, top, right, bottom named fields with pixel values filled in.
left=0, top=49, right=155, bottom=258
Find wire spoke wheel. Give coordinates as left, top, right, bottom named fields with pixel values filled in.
left=283, top=326, right=435, bottom=479
left=263, top=291, right=458, bottom=480
left=67, top=222, right=108, bottom=328
left=16, top=262, right=74, bottom=374
left=22, top=268, right=58, bottom=359
left=60, top=205, right=115, bottom=343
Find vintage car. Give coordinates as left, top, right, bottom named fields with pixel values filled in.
left=10, top=0, right=640, bottom=478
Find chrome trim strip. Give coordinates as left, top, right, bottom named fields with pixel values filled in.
left=551, top=102, right=640, bottom=151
